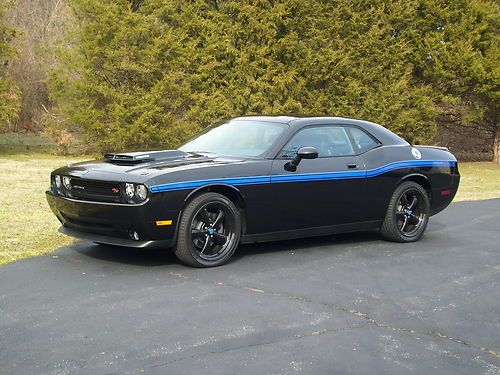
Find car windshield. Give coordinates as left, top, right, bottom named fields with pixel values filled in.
left=179, top=120, right=287, bottom=157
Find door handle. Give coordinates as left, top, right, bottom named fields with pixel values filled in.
left=347, top=163, right=358, bottom=169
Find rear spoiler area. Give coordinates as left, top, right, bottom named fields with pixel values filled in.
left=414, top=145, right=450, bottom=152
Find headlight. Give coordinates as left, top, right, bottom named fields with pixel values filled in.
left=125, top=183, right=135, bottom=198
left=54, top=175, right=62, bottom=189
left=62, top=176, right=71, bottom=190
left=135, top=184, right=148, bottom=201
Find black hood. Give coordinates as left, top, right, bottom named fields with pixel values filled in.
left=53, top=150, right=246, bottom=184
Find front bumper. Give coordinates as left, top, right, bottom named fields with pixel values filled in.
left=58, top=226, right=173, bottom=248
left=46, top=191, right=177, bottom=248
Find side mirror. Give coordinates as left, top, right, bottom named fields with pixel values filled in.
left=284, top=146, right=318, bottom=172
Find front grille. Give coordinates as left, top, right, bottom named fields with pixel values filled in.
left=69, top=178, right=122, bottom=203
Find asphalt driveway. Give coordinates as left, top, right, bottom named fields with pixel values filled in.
left=1, top=199, right=499, bottom=375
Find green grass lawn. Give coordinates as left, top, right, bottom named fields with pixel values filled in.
left=454, top=162, right=500, bottom=201
left=0, top=146, right=499, bottom=265
left=0, top=153, right=87, bottom=265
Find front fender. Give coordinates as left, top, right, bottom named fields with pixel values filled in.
left=184, top=183, right=244, bottom=203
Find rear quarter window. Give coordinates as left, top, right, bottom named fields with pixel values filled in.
left=347, top=127, right=380, bottom=153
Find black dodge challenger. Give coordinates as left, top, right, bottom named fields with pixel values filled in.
left=46, top=116, right=460, bottom=267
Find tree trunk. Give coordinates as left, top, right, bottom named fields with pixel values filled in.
left=494, top=127, right=500, bottom=163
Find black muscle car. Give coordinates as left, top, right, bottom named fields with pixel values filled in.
left=46, top=116, right=460, bottom=267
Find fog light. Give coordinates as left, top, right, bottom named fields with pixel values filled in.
left=128, top=229, right=140, bottom=241
left=62, top=176, right=71, bottom=190
left=135, top=184, right=148, bottom=201
left=125, top=183, right=135, bottom=198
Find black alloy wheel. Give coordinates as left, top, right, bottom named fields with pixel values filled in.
left=381, top=181, right=430, bottom=242
left=395, top=190, right=425, bottom=236
left=175, top=192, right=241, bottom=267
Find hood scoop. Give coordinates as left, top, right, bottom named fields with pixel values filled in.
left=104, top=150, right=187, bottom=165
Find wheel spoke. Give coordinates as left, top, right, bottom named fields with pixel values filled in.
left=213, top=210, right=224, bottom=227
left=191, top=229, right=206, bottom=239
left=212, top=232, right=227, bottom=246
left=408, top=196, right=418, bottom=210
left=200, top=236, right=210, bottom=254
left=199, top=207, right=211, bottom=225
left=400, top=216, right=408, bottom=231
left=396, top=210, right=405, bottom=217
left=409, top=214, right=420, bottom=224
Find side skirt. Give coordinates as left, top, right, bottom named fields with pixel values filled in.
left=241, top=220, right=382, bottom=244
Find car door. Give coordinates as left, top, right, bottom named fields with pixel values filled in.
left=265, top=125, right=368, bottom=232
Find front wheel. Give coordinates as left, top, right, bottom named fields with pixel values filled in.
left=381, top=181, right=430, bottom=242
left=174, top=192, right=241, bottom=267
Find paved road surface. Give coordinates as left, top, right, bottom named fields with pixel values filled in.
left=1, top=199, right=499, bottom=375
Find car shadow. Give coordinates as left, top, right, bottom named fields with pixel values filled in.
left=74, top=243, right=178, bottom=267
left=74, top=230, right=382, bottom=267
left=231, top=230, right=381, bottom=262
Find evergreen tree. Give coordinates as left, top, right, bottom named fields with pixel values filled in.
left=49, top=0, right=498, bottom=156
left=411, top=0, right=499, bottom=161
left=0, top=1, right=20, bottom=131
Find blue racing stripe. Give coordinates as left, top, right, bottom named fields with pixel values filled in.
left=271, top=170, right=365, bottom=183
left=150, top=175, right=270, bottom=193
left=366, top=160, right=454, bottom=177
left=149, top=160, right=455, bottom=193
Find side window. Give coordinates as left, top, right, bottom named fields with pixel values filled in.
left=279, top=126, right=355, bottom=158
left=347, top=127, right=379, bottom=153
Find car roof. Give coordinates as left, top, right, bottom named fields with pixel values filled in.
left=231, top=116, right=409, bottom=146
left=231, top=115, right=298, bottom=124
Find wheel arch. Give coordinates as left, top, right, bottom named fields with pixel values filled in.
left=399, top=173, right=432, bottom=202
left=184, top=184, right=248, bottom=234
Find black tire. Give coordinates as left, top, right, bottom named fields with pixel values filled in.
left=174, top=192, right=241, bottom=267
left=381, top=181, right=430, bottom=242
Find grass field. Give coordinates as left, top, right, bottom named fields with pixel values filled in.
left=0, top=154, right=86, bottom=265
left=0, top=132, right=60, bottom=155
left=454, top=162, right=500, bottom=202
left=0, top=134, right=499, bottom=265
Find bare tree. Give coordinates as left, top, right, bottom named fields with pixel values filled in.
left=6, top=0, right=72, bottom=131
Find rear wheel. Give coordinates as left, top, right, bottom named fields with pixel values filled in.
left=381, top=181, right=430, bottom=242
left=174, top=192, right=241, bottom=267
